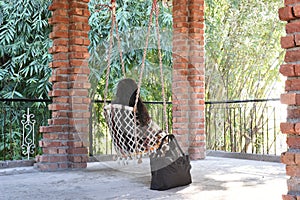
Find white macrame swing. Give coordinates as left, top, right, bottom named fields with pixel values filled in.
left=101, top=0, right=169, bottom=163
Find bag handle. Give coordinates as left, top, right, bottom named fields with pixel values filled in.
left=157, top=134, right=185, bottom=156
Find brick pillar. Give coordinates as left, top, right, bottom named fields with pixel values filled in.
left=36, top=0, right=91, bottom=171
left=279, top=0, right=300, bottom=199
left=172, top=0, right=205, bottom=160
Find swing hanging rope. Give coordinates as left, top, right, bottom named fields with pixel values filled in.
left=133, top=0, right=169, bottom=135
left=103, top=0, right=126, bottom=106
left=101, top=0, right=169, bottom=160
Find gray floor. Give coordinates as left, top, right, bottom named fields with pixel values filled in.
left=0, top=156, right=287, bottom=200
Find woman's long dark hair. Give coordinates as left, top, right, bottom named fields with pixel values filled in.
left=113, top=78, right=150, bottom=127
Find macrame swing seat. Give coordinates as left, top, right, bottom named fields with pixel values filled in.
left=100, top=0, right=169, bottom=162
left=104, top=104, right=165, bottom=159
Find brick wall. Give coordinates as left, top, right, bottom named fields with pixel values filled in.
left=172, top=0, right=205, bottom=160
left=35, top=0, right=90, bottom=171
left=279, top=0, right=300, bottom=198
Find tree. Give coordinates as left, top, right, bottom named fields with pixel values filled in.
left=204, top=0, right=285, bottom=153
left=0, top=0, right=52, bottom=160
left=0, top=0, right=52, bottom=99
left=205, top=0, right=285, bottom=101
left=88, top=0, right=173, bottom=102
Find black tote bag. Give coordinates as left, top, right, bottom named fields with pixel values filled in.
left=150, top=134, right=192, bottom=190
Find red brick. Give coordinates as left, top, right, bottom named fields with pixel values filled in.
left=69, top=52, right=85, bottom=59
left=287, top=135, right=300, bottom=148
left=282, top=194, right=297, bottom=200
left=70, top=38, right=84, bottom=45
left=43, top=134, right=59, bottom=140
left=58, top=163, right=69, bottom=169
left=280, top=64, right=295, bottom=76
left=83, top=9, right=90, bottom=17
left=68, top=156, right=82, bottom=163
left=39, top=155, right=68, bottom=163
left=69, top=30, right=89, bottom=38
left=70, top=45, right=88, bottom=52
left=49, top=31, right=69, bottom=39
left=295, top=34, right=300, bottom=46
left=48, top=103, right=70, bottom=111
left=295, top=154, right=300, bottom=164
left=281, top=93, right=297, bottom=104
left=51, top=61, right=69, bottom=69
left=53, top=9, right=68, bottom=16
left=69, top=74, right=88, bottom=81
left=295, top=123, right=300, bottom=133
left=69, top=23, right=83, bottom=31
left=67, top=141, right=84, bottom=148
left=69, top=60, right=89, bottom=68
left=54, top=23, right=69, bottom=31
left=69, top=118, right=89, bottom=125
left=286, top=79, right=300, bottom=91
left=53, top=53, right=68, bottom=60
left=188, top=147, right=206, bottom=160
left=69, top=2, right=88, bottom=9
left=58, top=148, right=67, bottom=154
left=48, top=118, right=69, bottom=125
left=49, top=2, right=68, bottom=10
left=294, top=65, right=300, bottom=75
left=286, top=165, right=300, bottom=177
left=288, top=108, right=300, bottom=119
left=281, top=152, right=296, bottom=164
left=286, top=21, right=300, bottom=34
left=52, top=38, right=68, bottom=46
left=279, top=7, right=296, bottom=21
left=50, top=90, right=70, bottom=97
left=72, top=104, right=89, bottom=110
left=285, top=49, right=300, bottom=63
left=49, top=46, right=68, bottom=53
left=48, top=16, right=69, bottom=24
left=52, top=97, right=69, bottom=104
left=70, top=82, right=91, bottom=89
left=70, top=15, right=89, bottom=23
left=41, top=141, right=63, bottom=148
left=50, top=75, right=69, bottom=83
left=83, top=39, right=90, bottom=46
left=68, top=8, right=84, bottom=16
left=294, top=5, right=300, bottom=17
left=68, top=112, right=90, bottom=118
left=281, top=35, right=295, bottom=49
left=67, top=147, right=88, bottom=154
left=53, top=82, right=69, bottom=90
left=69, top=89, right=88, bottom=96
left=39, top=125, right=70, bottom=133
left=285, top=0, right=300, bottom=6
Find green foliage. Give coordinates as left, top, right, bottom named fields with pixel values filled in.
left=88, top=0, right=173, bottom=102
left=205, top=0, right=285, bottom=101
left=0, top=0, right=52, bottom=99
left=0, top=0, right=52, bottom=160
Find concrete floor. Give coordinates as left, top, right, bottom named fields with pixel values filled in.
left=0, top=156, right=287, bottom=200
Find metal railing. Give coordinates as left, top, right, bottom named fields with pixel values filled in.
left=0, top=98, right=51, bottom=161
left=0, top=98, right=287, bottom=161
left=205, top=99, right=287, bottom=156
